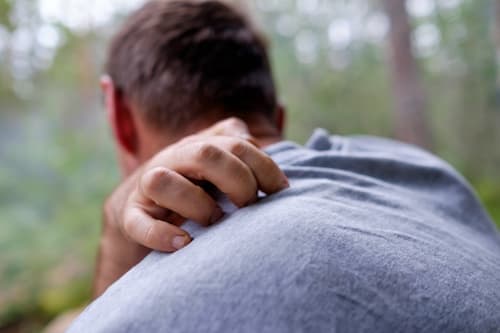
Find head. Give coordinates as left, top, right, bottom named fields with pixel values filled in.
left=102, top=0, right=285, bottom=176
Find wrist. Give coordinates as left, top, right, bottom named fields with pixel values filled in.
left=94, top=192, right=146, bottom=297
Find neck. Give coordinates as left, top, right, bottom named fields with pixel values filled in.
left=176, top=114, right=283, bottom=148
left=245, top=122, right=283, bottom=149
left=138, top=115, right=284, bottom=163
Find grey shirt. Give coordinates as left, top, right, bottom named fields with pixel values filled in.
left=69, top=129, right=500, bottom=333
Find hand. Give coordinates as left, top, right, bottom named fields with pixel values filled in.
left=94, top=118, right=288, bottom=296
left=115, top=117, right=288, bottom=251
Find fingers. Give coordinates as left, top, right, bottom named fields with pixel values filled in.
left=200, top=118, right=288, bottom=192
left=155, top=135, right=288, bottom=207
left=201, top=117, right=250, bottom=137
left=140, top=167, right=224, bottom=226
left=115, top=117, right=290, bottom=254
left=211, top=118, right=260, bottom=147
left=176, top=117, right=258, bottom=149
left=122, top=206, right=191, bottom=252
left=208, top=137, right=289, bottom=194
left=168, top=142, right=259, bottom=207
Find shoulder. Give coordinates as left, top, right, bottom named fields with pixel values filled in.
left=69, top=191, right=500, bottom=333
left=345, top=135, right=444, bottom=165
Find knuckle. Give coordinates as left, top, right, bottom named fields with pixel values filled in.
left=229, top=140, right=248, bottom=156
left=143, top=223, right=157, bottom=247
left=122, top=210, right=140, bottom=236
left=222, top=117, right=246, bottom=129
left=141, top=167, right=173, bottom=196
left=195, top=143, right=223, bottom=162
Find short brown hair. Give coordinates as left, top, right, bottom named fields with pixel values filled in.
left=106, top=0, right=277, bottom=130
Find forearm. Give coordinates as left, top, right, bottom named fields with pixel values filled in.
left=93, top=188, right=150, bottom=298
left=91, top=119, right=288, bottom=297
left=93, top=219, right=151, bottom=298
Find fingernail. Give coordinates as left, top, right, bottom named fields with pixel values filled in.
left=210, top=206, right=225, bottom=224
left=172, top=235, right=190, bottom=250
left=281, top=177, right=290, bottom=189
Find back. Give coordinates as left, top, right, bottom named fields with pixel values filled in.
left=69, top=129, right=500, bottom=333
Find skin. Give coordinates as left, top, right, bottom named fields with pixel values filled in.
left=94, top=77, right=289, bottom=297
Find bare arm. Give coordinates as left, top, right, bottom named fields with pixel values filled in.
left=93, top=119, right=289, bottom=298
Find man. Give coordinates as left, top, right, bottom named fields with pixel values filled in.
left=69, top=0, right=500, bottom=332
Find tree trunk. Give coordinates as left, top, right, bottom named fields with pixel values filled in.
left=494, top=0, right=500, bottom=95
left=383, top=0, right=432, bottom=149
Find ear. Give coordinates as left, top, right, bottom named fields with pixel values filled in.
left=275, top=103, right=286, bottom=136
left=101, top=76, right=140, bottom=176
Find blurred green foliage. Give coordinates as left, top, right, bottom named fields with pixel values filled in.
left=0, top=0, right=499, bottom=331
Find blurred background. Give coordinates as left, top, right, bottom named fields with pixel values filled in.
left=0, top=0, right=499, bottom=331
